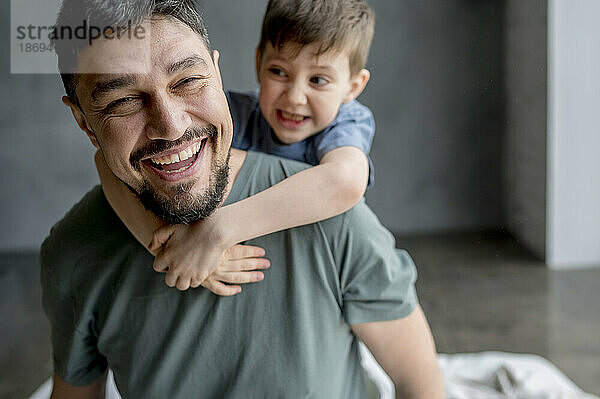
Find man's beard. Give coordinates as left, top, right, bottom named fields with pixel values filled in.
left=126, top=126, right=230, bottom=224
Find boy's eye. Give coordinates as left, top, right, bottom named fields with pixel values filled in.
left=268, top=67, right=286, bottom=77
left=310, top=76, right=329, bottom=86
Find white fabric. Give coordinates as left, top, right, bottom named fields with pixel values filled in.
left=438, top=351, right=599, bottom=399
left=359, top=342, right=395, bottom=398
left=28, top=370, right=121, bottom=399
left=30, top=350, right=599, bottom=399
left=360, top=346, right=599, bottom=399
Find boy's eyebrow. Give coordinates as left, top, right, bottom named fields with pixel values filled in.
left=91, top=74, right=137, bottom=104
left=265, top=55, right=338, bottom=73
left=166, top=54, right=209, bottom=75
left=311, top=65, right=337, bottom=73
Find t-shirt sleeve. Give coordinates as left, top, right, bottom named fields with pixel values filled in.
left=335, top=201, right=418, bottom=325
left=313, top=100, right=375, bottom=158
left=310, top=100, right=376, bottom=185
left=40, top=234, right=108, bottom=386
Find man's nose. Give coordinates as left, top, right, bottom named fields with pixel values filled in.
left=285, top=81, right=308, bottom=106
left=145, top=95, right=192, bottom=141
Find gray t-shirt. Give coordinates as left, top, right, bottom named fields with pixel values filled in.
left=41, top=151, right=417, bottom=399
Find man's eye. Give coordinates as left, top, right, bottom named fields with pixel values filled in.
left=174, top=77, right=201, bottom=88
left=268, top=68, right=286, bottom=77
left=310, top=76, right=329, bottom=86
left=107, top=97, right=136, bottom=109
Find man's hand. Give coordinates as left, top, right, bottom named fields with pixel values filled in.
left=150, top=219, right=270, bottom=293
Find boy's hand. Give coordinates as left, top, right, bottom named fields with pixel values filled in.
left=149, top=220, right=269, bottom=293
left=199, top=244, right=271, bottom=296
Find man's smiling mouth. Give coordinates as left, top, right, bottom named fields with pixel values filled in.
left=143, top=138, right=207, bottom=174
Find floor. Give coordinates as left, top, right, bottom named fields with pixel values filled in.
left=1, top=232, right=599, bottom=398
left=400, top=231, right=600, bottom=396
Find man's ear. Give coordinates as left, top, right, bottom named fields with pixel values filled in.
left=342, top=69, right=371, bottom=103
left=255, top=47, right=262, bottom=84
left=61, top=96, right=100, bottom=148
left=212, top=49, right=223, bottom=88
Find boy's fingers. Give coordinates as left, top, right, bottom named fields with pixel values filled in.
left=226, top=244, right=266, bottom=260
left=202, top=280, right=242, bottom=296
left=153, top=259, right=169, bottom=272
left=190, top=277, right=202, bottom=288
left=149, top=225, right=177, bottom=252
left=164, top=271, right=178, bottom=288
left=176, top=277, right=191, bottom=291
left=214, top=271, right=264, bottom=284
left=222, top=258, right=270, bottom=272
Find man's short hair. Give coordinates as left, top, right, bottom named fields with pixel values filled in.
left=52, top=0, right=210, bottom=107
left=257, top=0, right=375, bottom=76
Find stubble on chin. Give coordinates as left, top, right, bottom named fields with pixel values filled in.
left=134, top=151, right=230, bottom=224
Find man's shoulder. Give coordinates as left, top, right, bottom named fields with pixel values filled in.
left=232, top=151, right=312, bottom=197
left=233, top=151, right=375, bottom=230
left=40, top=185, right=130, bottom=271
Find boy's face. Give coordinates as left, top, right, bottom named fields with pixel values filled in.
left=256, top=42, right=369, bottom=144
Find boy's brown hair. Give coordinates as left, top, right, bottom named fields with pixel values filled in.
left=257, top=0, right=375, bottom=76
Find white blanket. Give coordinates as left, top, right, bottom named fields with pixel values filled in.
left=30, top=348, right=599, bottom=399
left=360, top=345, right=599, bottom=399
left=437, top=351, right=599, bottom=399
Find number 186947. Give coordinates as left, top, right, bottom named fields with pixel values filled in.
left=19, top=42, right=54, bottom=53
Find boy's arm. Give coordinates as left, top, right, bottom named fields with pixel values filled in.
left=94, top=151, right=165, bottom=250
left=149, top=145, right=367, bottom=290
left=95, top=151, right=269, bottom=295
left=213, top=145, right=368, bottom=244
left=351, top=306, right=445, bottom=399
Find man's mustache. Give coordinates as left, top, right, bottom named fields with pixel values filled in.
left=129, top=125, right=218, bottom=169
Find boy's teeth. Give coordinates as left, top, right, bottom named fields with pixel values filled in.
left=281, top=110, right=305, bottom=121
left=151, top=141, right=202, bottom=165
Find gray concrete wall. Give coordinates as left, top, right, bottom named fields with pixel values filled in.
left=503, top=0, right=547, bottom=259
left=0, top=0, right=506, bottom=251
left=359, top=1, right=505, bottom=234
left=1, top=0, right=99, bottom=252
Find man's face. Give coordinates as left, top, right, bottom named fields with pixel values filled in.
left=69, top=17, right=233, bottom=223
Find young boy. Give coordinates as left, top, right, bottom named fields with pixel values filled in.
left=98, top=0, right=376, bottom=293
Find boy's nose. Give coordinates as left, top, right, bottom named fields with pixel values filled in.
left=145, top=94, right=192, bottom=141
left=285, top=83, right=307, bottom=106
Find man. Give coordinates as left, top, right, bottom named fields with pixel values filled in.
left=42, top=0, right=444, bottom=397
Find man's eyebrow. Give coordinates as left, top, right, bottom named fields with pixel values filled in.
left=91, top=75, right=137, bottom=104
left=166, top=55, right=209, bottom=75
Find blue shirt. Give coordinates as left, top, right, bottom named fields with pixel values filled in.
left=227, top=90, right=375, bottom=185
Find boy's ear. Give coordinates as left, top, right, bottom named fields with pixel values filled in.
left=255, top=47, right=263, bottom=84
left=212, top=49, right=223, bottom=88
left=343, top=69, right=370, bottom=103
left=61, top=96, right=100, bottom=149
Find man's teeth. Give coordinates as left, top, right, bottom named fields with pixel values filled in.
left=151, top=141, right=202, bottom=165
left=281, top=110, right=306, bottom=122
